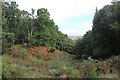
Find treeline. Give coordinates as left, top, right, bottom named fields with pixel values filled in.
left=74, top=1, right=120, bottom=59
left=1, top=1, right=75, bottom=54
left=2, top=1, right=120, bottom=59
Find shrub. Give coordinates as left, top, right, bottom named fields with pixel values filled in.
left=2, top=32, right=15, bottom=54
left=84, top=71, right=97, bottom=78
left=49, top=47, right=56, bottom=53
left=11, top=49, right=28, bottom=58
left=35, top=53, right=44, bottom=60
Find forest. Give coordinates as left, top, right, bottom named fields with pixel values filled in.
left=1, top=0, right=120, bottom=79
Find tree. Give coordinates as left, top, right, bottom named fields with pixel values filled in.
left=74, top=1, right=120, bottom=59
left=2, top=1, right=75, bottom=54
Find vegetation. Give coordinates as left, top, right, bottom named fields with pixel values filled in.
left=74, top=1, right=120, bottom=59
left=2, top=45, right=119, bottom=78
left=49, top=47, right=56, bottom=53
left=2, top=1, right=75, bottom=54
left=1, top=0, right=120, bottom=79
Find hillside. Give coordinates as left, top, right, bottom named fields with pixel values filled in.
left=1, top=1, right=120, bottom=79
left=0, top=56, right=2, bottom=79
left=68, top=36, right=82, bottom=40
left=2, top=45, right=119, bottom=78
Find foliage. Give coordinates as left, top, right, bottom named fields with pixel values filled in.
left=2, top=46, right=119, bottom=78
left=10, top=48, right=28, bottom=58
left=1, top=32, right=15, bottom=53
left=49, top=47, right=56, bottom=53
left=74, top=1, right=120, bottom=59
left=2, top=1, right=74, bottom=54
left=2, top=0, right=120, bottom=79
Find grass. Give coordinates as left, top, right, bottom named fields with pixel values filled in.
left=0, top=56, right=2, bottom=79
left=2, top=45, right=120, bottom=78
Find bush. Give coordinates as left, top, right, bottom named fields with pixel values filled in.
left=62, top=67, right=80, bottom=78
left=2, top=32, right=15, bottom=54
left=84, top=71, right=97, bottom=78
left=49, top=47, right=56, bottom=53
left=10, top=49, right=28, bottom=58
left=35, top=53, right=44, bottom=59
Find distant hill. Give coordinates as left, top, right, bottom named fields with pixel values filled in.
left=68, top=36, right=82, bottom=40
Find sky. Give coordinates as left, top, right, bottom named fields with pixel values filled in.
left=8, top=0, right=112, bottom=36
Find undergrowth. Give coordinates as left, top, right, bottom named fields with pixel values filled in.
left=2, top=45, right=119, bottom=78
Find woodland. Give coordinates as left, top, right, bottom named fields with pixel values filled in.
left=1, top=1, right=120, bottom=78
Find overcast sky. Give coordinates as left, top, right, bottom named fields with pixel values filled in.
left=11, top=0, right=112, bottom=36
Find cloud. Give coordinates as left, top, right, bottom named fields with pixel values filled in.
left=59, top=21, right=92, bottom=36
left=13, top=0, right=112, bottom=36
